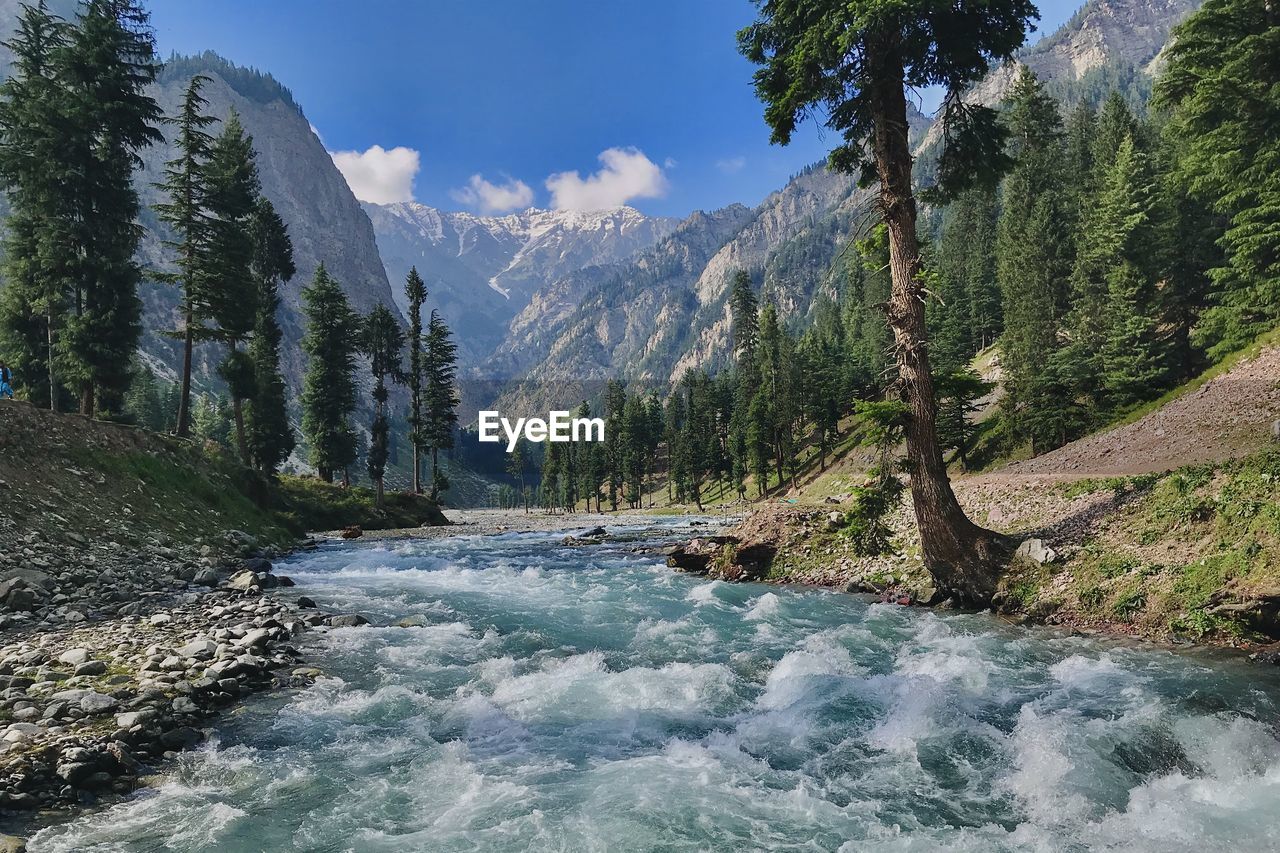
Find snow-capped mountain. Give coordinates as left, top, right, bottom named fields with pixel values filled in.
left=363, top=202, right=677, bottom=364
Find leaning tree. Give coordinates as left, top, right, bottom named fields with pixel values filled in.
left=739, top=0, right=1038, bottom=605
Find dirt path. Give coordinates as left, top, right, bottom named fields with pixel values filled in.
left=978, top=344, right=1280, bottom=483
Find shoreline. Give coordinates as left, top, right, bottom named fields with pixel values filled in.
left=5, top=501, right=1270, bottom=843
left=0, top=509, right=722, bottom=842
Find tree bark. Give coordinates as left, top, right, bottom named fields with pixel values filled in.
left=176, top=315, right=194, bottom=437
left=230, top=341, right=249, bottom=466
left=46, top=312, right=56, bottom=412
left=868, top=43, right=1012, bottom=606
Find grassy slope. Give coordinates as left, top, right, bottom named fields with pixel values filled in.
left=996, top=450, right=1280, bottom=642
left=0, top=403, right=446, bottom=554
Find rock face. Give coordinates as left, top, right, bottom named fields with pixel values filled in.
left=363, top=202, right=677, bottom=366
left=0, top=26, right=397, bottom=403
left=134, top=53, right=400, bottom=399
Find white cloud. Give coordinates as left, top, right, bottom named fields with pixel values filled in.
left=545, top=147, right=669, bottom=212
left=330, top=144, right=420, bottom=204
left=451, top=173, right=534, bottom=214
left=716, top=156, right=746, bottom=174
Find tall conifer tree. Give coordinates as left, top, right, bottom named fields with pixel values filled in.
left=300, top=264, right=359, bottom=483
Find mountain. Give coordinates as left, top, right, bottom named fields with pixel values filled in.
left=363, top=203, right=677, bottom=365
left=134, top=53, right=400, bottom=397
left=478, top=0, right=1203, bottom=414
left=0, top=16, right=400, bottom=399
left=957, top=0, right=1202, bottom=111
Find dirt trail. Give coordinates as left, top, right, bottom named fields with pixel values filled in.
left=976, top=344, right=1280, bottom=484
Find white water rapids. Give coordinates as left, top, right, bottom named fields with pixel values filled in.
left=29, top=520, right=1280, bottom=851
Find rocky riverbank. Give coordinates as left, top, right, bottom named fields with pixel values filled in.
left=0, top=529, right=379, bottom=843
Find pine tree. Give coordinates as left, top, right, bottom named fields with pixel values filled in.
left=245, top=197, right=296, bottom=476
left=742, top=0, right=1036, bottom=605
left=58, top=0, right=162, bottom=417
left=995, top=67, right=1074, bottom=452
left=1156, top=0, right=1280, bottom=358
left=507, top=438, right=528, bottom=513
left=603, top=380, right=626, bottom=511
left=728, top=270, right=760, bottom=500
left=423, top=310, right=459, bottom=501
left=0, top=2, right=70, bottom=409
left=403, top=267, right=428, bottom=493
left=300, top=264, right=359, bottom=483
left=1075, top=135, right=1168, bottom=413
left=153, top=74, right=217, bottom=436
left=362, top=304, right=405, bottom=508
left=934, top=370, right=991, bottom=471
left=204, top=111, right=260, bottom=464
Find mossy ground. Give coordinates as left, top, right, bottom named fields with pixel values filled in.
left=996, top=450, right=1280, bottom=641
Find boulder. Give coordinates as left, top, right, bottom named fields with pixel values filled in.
left=234, top=627, right=272, bottom=649
left=59, top=648, right=92, bottom=666
left=327, top=614, right=369, bottom=628
left=178, top=639, right=218, bottom=659
left=395, top=615, right=427, bottom=628
left=73, top=660, right=108, bottom=677
left=296, top=596, right=317, bottom=609
left=1014, top=538, right=1058, bottom=565
left=242, top=557, right=273, bottom=574
left=341, top=525, right=363, bottom=540
left=192, top=568, right=220, bottom=588
left=79, top=691, right=119, bottom=714
left=116, top=709, right=158, bottom=728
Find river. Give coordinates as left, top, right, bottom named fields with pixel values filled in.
left=28, top=519, right=1280, bottom=851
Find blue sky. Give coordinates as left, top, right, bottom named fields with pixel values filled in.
left=147, top=0, right=1082, bottom=218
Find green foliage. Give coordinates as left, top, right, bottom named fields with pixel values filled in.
left=842, top=400, right=907, bottom=556
left=245, top=197, right=296, bottom=476
left=1156, top=0, right=1280, bottom=358
left=737, top=0, right=1035, bottom=195
left=361, top=303, right=405, bottom=503
left=273, top=476, right=446, bottom=533
left=423, top=310, right=459, bottom=501
left=300, top=264, right=359, bottom=483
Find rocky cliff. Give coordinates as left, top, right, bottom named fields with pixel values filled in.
left=136, top=53, right=399, bottom=397
left=363, top=203, right=677, bottom=365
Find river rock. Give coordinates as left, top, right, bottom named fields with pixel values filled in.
left=1014, top=538, right=1058, bottom=565
left=327, top=614, right=369, bottom=628
left=116, top=709, right=158, bottom=728
left=193, top=568, right=219, bottom=588
left=234, top=627, right=271, bottom=649
left=178, top=639, right=218, bottom=659
left=79, top=691, right=119, bottom=714
left=59, top=648, right=92, bottom=666
left=73, top=660, right=108, bottom=677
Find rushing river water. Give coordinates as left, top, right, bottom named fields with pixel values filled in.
left=29, top=519, right=1280, bottom=852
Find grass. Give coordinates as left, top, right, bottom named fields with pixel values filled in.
left=274, top=476, right=447, bottom=532
left=1002, top=448, right=1280, bottom=640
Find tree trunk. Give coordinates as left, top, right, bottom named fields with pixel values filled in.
left=412, top=443, right=421, bottom=494
left=232, top=394, right=248, bottom=465
left=79, top=382, right=93, bottom=418
left=429, top=447, right=439, bottom=501
left=319, top=466, right=332, bottom=483
left=375, top=474, right=384, bottom=509
left=868, top=45, right=1011, bottom=607
left=45, top=312, right=56, bottom=412
left=176, top=315, right=194, bottom=437
left=230, top=341, right=249, bottom=466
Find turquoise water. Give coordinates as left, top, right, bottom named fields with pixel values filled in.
left=30, top=520, right=1280, bottom=851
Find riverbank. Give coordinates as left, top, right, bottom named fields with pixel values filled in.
left=670, top=448, right=1280, bottom=656
left=24, top=520, right=1280, bottom=851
